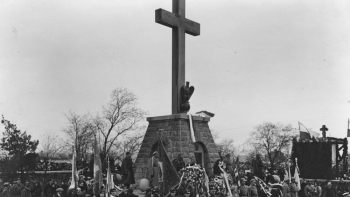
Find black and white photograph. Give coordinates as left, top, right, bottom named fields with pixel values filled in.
left=0, top=0, right=350, bottom=197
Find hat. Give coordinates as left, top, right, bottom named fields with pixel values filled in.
left=343, top=193, right=349, bottom=196
left=240, top=178, right=247, bottom=182
left=4, top=182, right=9, bottom=187
left=270, top=175, right=281, bottom=184
left=250, top=179, right=256, bottom=183
left=56, top=188, right=64, bottom=192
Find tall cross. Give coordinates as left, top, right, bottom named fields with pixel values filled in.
left=155, top=0, right=200, bottom=114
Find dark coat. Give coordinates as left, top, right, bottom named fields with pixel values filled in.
left=21, top=188, right=33, bottom=197
left=2, top=187, right=10, bottom=197
left=321, top=187, right=336, bottom=197
left=337, top=183, right=348, bottom=197
left=10, top=185, right=22, bottom=197
left=172, top=157, right=185, bottom=172
left=32, top=185, right=42, bottom=197
left=121, top=157, right=135, bottom=184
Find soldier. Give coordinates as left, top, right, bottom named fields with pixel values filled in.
left=282, top=179, right=290, bottom=197
left=10, top=181, right=22, bottom=197
left=172, top=153, right=186, bottom=173
left=304, top=181, right=313, bottom=197
left=247, top=179, right=259, bottom=197
left=238, top=178, right=249, bottom=197
left=2, top=183, right=10, bottom=197
left=289, top=178, right=298, bottom=197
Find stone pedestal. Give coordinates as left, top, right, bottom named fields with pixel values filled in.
left=134, top=113, right=220, bottom=182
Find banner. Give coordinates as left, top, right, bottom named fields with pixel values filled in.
left=69, top=146, right=78, bottom=189
left=93, top=135, right=103, bottom=196
left=158, top=136, right=180, bottom=196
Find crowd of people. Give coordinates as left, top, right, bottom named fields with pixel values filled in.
left=3, top=150, right=350, bottom=197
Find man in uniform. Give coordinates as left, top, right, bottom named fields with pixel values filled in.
left=304, top=181, right=313, bottom=197
left=172, top=153, right=185, bottom=173
left=289, top=178, right=298, bottom=197
left=9, top=181, right=22, bottom=197
left=121, top=152, right=135, bottom=189
left=247, top=179, right=258, bottom=197
left=238, top=178, right=249, bottom=197
left=223, top=154, right=235, bottom=182
left=282, top=179, right=290, bottom=197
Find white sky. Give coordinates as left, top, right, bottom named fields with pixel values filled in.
left=0, top=0, right=350, bottom=146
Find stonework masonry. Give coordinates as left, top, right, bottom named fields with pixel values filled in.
left=134, top=113, right=220, bottom=182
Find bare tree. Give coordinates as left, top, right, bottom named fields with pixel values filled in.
left=40, top=131, right=67, bottom=159
left=247, top=122, right=297, bottom=169
left=111, top=132, right=144, bottom=163
left=39, top=131, right=67, bottom=185
left=217, top=139, right=237, bottom=158
left=90, top=88, right=146, bottom=155
left=63, top=111, right=94, bottom=162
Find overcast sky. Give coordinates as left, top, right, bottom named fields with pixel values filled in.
left=0, top=0, right=349, bottom=146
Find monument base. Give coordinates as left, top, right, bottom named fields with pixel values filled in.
left=134, top=113, right=220, bottom=182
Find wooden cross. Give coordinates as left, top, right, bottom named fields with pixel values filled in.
left=155, top=0, right=200, bottom=114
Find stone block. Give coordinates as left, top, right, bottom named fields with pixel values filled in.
left=181, top=136, right=189, bottom=141
left=181, top=131, right=189, bottom=136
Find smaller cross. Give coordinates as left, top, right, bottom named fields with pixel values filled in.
left=320, top=125, right=328, bottom=138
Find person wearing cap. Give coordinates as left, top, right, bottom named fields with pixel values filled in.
left=247, top=179, right=258, bottom=197
left=172, top=153, right=186, bottom=173
left=282, top=179, right=290, bottom=197
left=147, top=151, right=161, bottom=188
left=289, top=178, right=297, bottom=197
left=21, top=183, right=32, bottom=197
left=77, top=176, right=87, bottom=194
left=32, top=182, right=42, bottom=197
left=304, top=181, right=313, bottom=197
left=54, top=188, right=64, bottom=197
left=10, top=181, right=22, bottom=197
left=121, top=152, right=135, bottom=189
left=321, top=182, right=335, bottom=197
left=238, top=178, right=249, bottom=197
left=44, top=180, right=54, bottom=197
left=2, top=183, right=10, bottom=197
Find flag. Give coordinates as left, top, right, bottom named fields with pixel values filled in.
left=299, top=122, right=320, bottom=139
left=158, top=136, right=180, bottom=196
left=347, top=119, right=350, bottom=137
left=69, top=146, right=78, bottom=189
left=299, top=122, right=311, bottom=139
left=284, top=168, right=289, bottom=181
left=106, top=157, right=114, bottom=197
left=93, top=135, right=103, bottom=196
left=294, top=163, right=301, bottom=191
